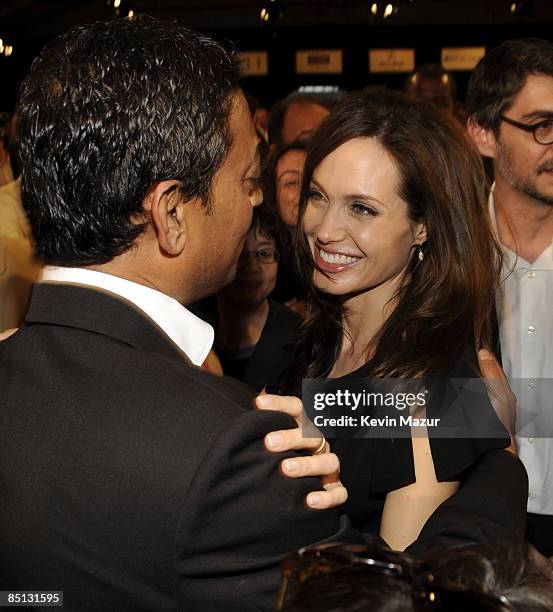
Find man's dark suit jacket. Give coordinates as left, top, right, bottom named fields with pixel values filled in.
left=0, top=283, right=528, bottom=611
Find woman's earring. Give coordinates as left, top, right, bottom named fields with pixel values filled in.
left=417, top=244, right=424, bottom=261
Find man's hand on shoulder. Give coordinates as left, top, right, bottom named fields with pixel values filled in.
left=255, top=393, right=348, bottom=510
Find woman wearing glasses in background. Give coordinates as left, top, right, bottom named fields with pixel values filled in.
left=280, top=87, right=522, bottom=551
left=211, top=203, right=300, bottom=393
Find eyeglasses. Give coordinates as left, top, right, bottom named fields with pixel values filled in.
left=238, top=247, right=279, bottom=265
left=500, top=115, right=553, bottom=145
left=277, top=542, right=512, bottom=611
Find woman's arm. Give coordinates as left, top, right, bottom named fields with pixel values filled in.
left=380, top=430, right=459, bottom=551
left=381, top=349, right=518, bottom=551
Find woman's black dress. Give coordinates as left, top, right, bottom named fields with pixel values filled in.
left=330, top=346, right=510, bottom=535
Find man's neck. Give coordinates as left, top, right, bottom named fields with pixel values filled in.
left=493, top=177, right=553, bottom=263
left=87, top=252, right=185, bottom=303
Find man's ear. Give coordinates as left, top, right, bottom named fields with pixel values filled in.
left=146, top=180, right=187, bottom=256
left=467, top=117, right=497, bottom=159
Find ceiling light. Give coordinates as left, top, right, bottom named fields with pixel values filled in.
left=369, top=1, right=398, bottom=19
left=509, top=0, right=532, bottom=15
left=258, top=0, right=285, bottom=29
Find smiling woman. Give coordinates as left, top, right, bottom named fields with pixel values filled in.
left=287, top=88, right=513, bottom=551
left=293, top=87, right=501, bottom=383
left=304, top=136, right=425, bottom=329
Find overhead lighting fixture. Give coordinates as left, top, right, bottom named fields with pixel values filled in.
left=258, top=0, right=285, bottom=29
left=509, top=0, right=532, bottom=15
left=105, top=0, right=127, bottom=16
left=369, top=2, right=398, bottom=19
left=0, top=38, right=15, bottom=58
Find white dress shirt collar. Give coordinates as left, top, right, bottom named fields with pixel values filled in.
left=40, top=266, right=214, bottom=366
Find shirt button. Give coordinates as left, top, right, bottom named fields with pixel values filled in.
left=528, top=382, right=536, bottom=390
left=527, top=271, right=536, bottom=278
left=528, top=325, right=536, bottom=334
left=528, top=437, right=535, bottom=444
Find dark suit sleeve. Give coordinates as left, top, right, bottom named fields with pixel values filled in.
left=407, top=449, right=528, bottom=555
left=174, top=408, right=355, bottom=611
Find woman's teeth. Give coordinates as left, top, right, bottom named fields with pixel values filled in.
left=319, top=249, right=359, bottom=265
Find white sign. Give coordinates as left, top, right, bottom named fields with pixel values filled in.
left=296, top=50, right=343, bottom=74
left=240, top=51, right=268, bottom=77
left=441, top=47, right=485, bottom=71
left=369, top=49, right=415, bottom=73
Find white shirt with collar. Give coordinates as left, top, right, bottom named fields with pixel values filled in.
left=41, top=266, right=214, bottom=367
left=489, top=189, right=553, bottom=515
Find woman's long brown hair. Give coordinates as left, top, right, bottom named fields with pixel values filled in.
left=289, top=88, right=501, bottom=388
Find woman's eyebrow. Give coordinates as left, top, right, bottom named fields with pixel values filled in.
left=278, top=169, right=301, bottom=180
left=342, top=193, right=386, bottom=207
left=310, top=178, right=386, bottom=207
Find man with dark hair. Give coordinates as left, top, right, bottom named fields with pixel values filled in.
left=467, top=38, right=553, bottom=556
left=0, top=16, right=349, bottom=611
left=268, top=90, right=343, bottom=147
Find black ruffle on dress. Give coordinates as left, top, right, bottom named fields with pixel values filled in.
left=330, top=346, right=510, bottom=535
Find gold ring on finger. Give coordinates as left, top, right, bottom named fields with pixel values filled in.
left=312, top=436, right=327, bottom=456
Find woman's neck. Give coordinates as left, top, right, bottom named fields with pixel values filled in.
left=329, top=273, right=404, bottom=377
left=216, top=298, right=270, bottom=352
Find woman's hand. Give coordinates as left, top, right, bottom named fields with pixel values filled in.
left=478, top=349, right=517, bottom=454
left=255, top=393, right=347, bottom=510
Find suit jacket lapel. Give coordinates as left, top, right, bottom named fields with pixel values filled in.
left=25, top=283, right=192, bottom=366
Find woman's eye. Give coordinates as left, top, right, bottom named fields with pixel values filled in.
left=350, top=202, right=376, bottom=216
left=308, top=188, right=324, bottom=201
